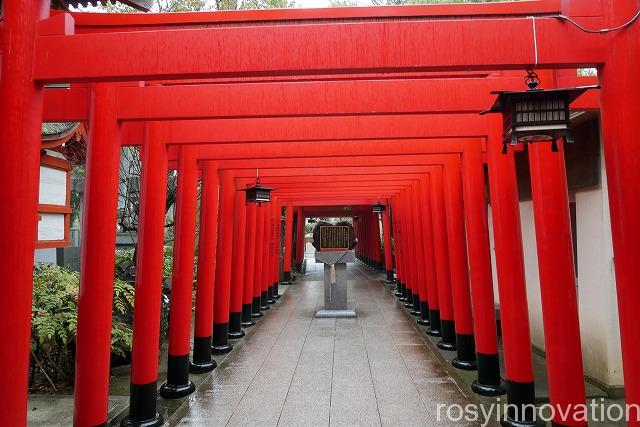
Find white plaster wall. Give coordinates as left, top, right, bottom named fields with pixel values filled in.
left=34, top=248, right=56, bottom=264
left=39, top=166, right=67, bottom=206
left=574, top=155, right=622, bottom=386
left=38, top=213, right=65, bottom=241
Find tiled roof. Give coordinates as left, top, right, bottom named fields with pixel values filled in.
left=42, top=122, right=79, bottom=140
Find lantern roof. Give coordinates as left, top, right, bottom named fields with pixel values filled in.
left=481, top=85, right=599, bottom=115
left=243, top=182, right=274, bottom=192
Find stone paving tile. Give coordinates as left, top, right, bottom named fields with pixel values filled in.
left=170, top=258, right=490, bottom=427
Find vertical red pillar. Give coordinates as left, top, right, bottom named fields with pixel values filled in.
left=160, top=147, right=198, bottom=399
left=398, top=190, right=413, bottom=303
left=254, top=205, right=269, bottom=311
left=430, top=167, right=456, bottom=345
left=599, top=1, right=640, bottom=421
left=410, top=185, right=429, bottom=322
left=461, top=144, right=504, bottom=395
left=263, top=203, right=275, bottom=305
left=372, top=212, right=383, bottom=271
left=228, top=186, right=247, bottom=339
left=404, top=191, right=419, bottom=311
left=412, top=182, right=431, bottom=327
left=486, top=117, right=537, bottom=424
left=271, top=199, right=282, bottom=300
left=191, top=161, right=219, bottom=373
left=0, top=2, right=49, bottom=424
left=211, top=170, right=235, bottom=354
left=443, top=160, right=477, bottom=370
left=419, top=175, right=441, bottom=334
left=392, top=197, right=405, bottom=298
left=73, top=84, right=121, bottom=426
left=243, top=203, right=260, bottom=322
left=283, top=202, right=294, bottom=283
left=382, top=209, right=394, bottom=283
left=368, top=214, right=373, bottom=267
left=294, top=207, right=305, bottom=272
left=123, top=122, right=168, bottom=427
left=529, top=140, right=586, bottom=426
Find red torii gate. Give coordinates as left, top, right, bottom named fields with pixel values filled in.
left=2, top=1, right=640, bottom=427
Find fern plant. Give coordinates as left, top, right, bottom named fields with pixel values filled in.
left=30, top=264, right=137, bottom=392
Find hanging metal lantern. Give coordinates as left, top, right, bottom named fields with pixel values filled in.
left=243, top=169, right=273, bottom=205
left=481, top=70, right=598, bottom=153
left=372, top=203, right=386, bottom=213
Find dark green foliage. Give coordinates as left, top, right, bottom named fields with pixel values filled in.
left=30, top=264, right=135, bottom=392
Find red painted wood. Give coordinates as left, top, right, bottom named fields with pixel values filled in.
left=486, top=116, right=535, bottom=385
left=194, top=162, right=219, bottom=339
left=131, top=123, right=169, bottom=386
left=461, top=144, right=499, bottom=355
left=213, top=170, right=235, bottom=325
left=529, top=140, right=586, bottom=426
left=599, top=1, right=640, bottom=421
left=168, top=147, right=199, bottom=357
left=230, top=188, right=248, bottom=315
left=34, top=16, right=604, bottom=83
left=73, top=83, right=121, bottom=427
left=0, top=2, right=50, bottom=423
left=243, top=203, right=258, bottom=305
left=430, top=168, right=455, bottom=323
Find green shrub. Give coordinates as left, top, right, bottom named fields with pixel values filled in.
left=30, top=264, right=135, bottom=392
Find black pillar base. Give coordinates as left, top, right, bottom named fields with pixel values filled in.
left=402, top=288, right=413, bottom=305
left=260, top=291, right=270, bottom=310
left=267, top=286, right=276, bottom=304
left=393, top=281, right=402, bottom=299
left=472, top=379, right=506, bottom=397
left=472, top=352, right=506, bottom=396
left=282, top=271, right=292, bottom=284
left=272, top=282, right=281, bottom=299
left=212, top=323, right=233, bottom=355
left=241, top=303, right=256, bottom=327
left=500, top=418, right=545, bottom=427
left=385, top=270, right=395, bottom=283
left=410, top=309, right=421, bottom=317
left=417, top=301, right=430, bottom=325
left=251, top=297, right=264, bottom=318
left=452, top=333, right=477, bottom=371
left=412, top=294, right=420, bottom=311
left=211, top=343, right=234, bottom=354
left=228, top=330, right=245, bottom=339
left=159, top=381, right=195, bottom=399
left=121, top=413, right=164, bottom=427
left=122, top=381, right=163, bottom=427
left=425, top=327, right=441, bottom=337
left=437, top=319, right=456, bottom=351
left=190, top=359, right=216, bottom=374
left=228, top=312, right=245, bottom=339
left=190, top=336, right=216, bottom=373
left=160, top=354, right=195, bottom=399
left=500, top=380, right=543, bottom=427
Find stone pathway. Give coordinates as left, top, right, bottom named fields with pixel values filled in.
left=169, top=258, right=487, bottom=427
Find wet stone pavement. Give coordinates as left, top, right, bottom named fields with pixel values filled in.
left=169, top=259, right=491, bottom=427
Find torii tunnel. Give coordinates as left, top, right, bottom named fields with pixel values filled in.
left=1, top=0, right=640, bottom=425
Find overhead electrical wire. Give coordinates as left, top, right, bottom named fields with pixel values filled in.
left=554, top=9, right=640, bottom=34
